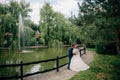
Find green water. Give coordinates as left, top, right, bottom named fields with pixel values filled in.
left=0, top=47, right=69, bottom=78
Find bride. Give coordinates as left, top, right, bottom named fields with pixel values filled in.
left=70, top=44, right=89, bottom=71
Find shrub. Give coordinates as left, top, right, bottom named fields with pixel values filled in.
left=95, top=41, right=117, bottom=55
left=38, top=38, right=45, bottom=45
left=86, top=43, right=95, bottom=48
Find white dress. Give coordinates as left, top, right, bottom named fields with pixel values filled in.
left=70, top=48, right=89, bottom=71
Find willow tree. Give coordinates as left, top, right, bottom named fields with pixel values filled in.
left=54, top=12, right=80, bottom=45
left=0, top=0, right=31, bottom=49
left=40, top=3, right=80, bottom=47
left=0, top=3, right=6, bottom=47
left=40, top=3, right=55, bottom=46
left=0, top=1, right=20, bottom=48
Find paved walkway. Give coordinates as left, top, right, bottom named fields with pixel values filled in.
left=24, top=51, right=94, bottom=80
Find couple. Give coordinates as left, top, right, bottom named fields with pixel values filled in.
left=68, top=44, right=89, bottom=71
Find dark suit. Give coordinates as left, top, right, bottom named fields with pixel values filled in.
left=68, top=47, right=73, bottom=69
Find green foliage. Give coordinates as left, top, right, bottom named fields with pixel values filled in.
left=30, top=37, right=36, bottom=46
left=40, top=3, right=80, bottom=47
left=24, top=26, right=35, bottom=46
left=0, top=0, right=31, bottom=49
left=40, top=3, right=55, bottom=45
left=75, top=0, right=120, bottom=54
left=95, top=41, right=117, bottom=54
left=38, top=38, right=45, bottom=45
left=48, top=39, right=63, bottom=48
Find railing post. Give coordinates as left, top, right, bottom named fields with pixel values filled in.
left=80, top=49, right=81, bottom=56
left=84, top=47, right=86, bottom=54
left=56, top=56, right=59, bottom=72
left=20, top=61, right=23, bottom=80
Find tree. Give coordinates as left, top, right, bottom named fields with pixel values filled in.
left=0, top=0, right=31, bottom=49
left=0, top=1, right=20, bottom=47
left=77, top=0, right=120, bottom=54
left=40, top=3, right=55, bottom=46
left=40, top=3, right=80, bottom=47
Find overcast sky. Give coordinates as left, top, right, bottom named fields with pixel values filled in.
left=0, top=0, right=82, bottom=24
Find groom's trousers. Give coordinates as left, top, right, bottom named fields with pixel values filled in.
left=68, top=56, right=72, bottom=69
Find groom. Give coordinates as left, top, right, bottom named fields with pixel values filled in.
left=67, top=44, right=75, bottom=70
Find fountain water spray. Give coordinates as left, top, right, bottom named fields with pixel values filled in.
left=18, top=13, right=25, bottom=51
left=18, top=13, right=33, bottom=53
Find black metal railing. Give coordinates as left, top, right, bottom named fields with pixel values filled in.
left=0, top=47, right=85, bottom=80
left=79, top=46, right=86, bottom=56
left=0, top=55, right=68, bottom=80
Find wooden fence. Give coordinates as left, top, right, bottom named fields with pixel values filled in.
left=0, top=47, right=86, bottom=80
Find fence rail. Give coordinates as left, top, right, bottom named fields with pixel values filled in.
left=0, top=47, right=86, bottom=80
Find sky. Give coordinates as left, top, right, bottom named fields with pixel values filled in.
left=0, top=0, right=82, bottom=24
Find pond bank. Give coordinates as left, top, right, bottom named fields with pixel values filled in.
left=0, top=45, right=70, bottom=50
left=25, top=45, right=70, bottom=48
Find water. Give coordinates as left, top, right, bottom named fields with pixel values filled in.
left=0, top=47, right=69, bottom=77
left=29, top=64, right=41, bottom=73
left=21, top=50, right=34, bottom=53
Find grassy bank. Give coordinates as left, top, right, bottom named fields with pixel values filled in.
left=70, top=48, right=120, bottom=80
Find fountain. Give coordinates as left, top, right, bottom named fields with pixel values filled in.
left=18, top=13, right=24, bottom=51
left=18, top=13, right=33, bottom=53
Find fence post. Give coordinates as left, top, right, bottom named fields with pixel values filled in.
left=20, top=61, right=23, bottom=80
left=80, top=49, right=81, bottom=56
left=84, top=47, right=86, bottom=54
left=56, top=56, right=59, bottom=72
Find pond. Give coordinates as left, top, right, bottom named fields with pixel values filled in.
left=0, top=46, right=69, bottom=78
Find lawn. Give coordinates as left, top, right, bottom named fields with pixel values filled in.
left=70, top=48, right=120, bottom=80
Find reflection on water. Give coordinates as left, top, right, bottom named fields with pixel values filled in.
left=21, top=50, right=34, bottom=53
left=0, top=47, right=69, bottom=76
left=6, top=60, right=13, bottom=64
left=29, top=64, right=41, bottom=73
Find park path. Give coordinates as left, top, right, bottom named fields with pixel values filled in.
left=24, top=50, right=94, bottom=80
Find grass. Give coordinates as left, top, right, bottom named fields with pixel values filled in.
left=70, top=48, right=120, bottom=80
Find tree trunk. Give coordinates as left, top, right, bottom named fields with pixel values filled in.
left=116, top=38, right=120, bottom=54
left=116, top=29, right=120, bottom=54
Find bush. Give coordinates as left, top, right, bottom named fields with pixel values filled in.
left=30, top=37, right=36, bottom=46
left=48, top=39, right=63, bottom=47
left=95, top=41, right=117, bottom=55
left=38, top=38, right=45, bottom=45
left=86, top=43, right=95, bottom=48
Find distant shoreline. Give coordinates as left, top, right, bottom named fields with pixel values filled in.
left=25, top=45, right=70, bottom=48
left=0, top=45, right=70, bottom=50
